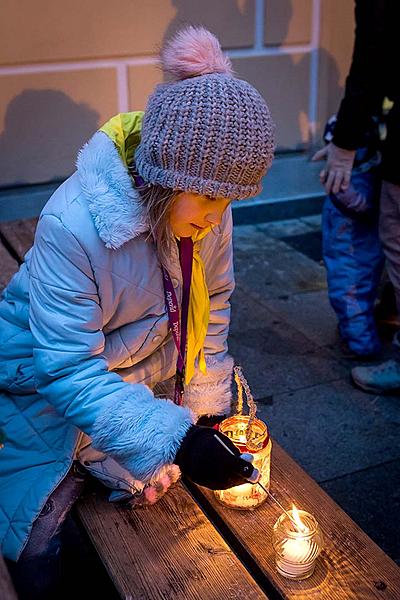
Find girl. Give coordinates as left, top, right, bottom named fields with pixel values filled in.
left=0, top=26, right=274, bottom=593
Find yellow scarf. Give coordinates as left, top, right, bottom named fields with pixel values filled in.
left=100, top=112, right=209, bottom=385
left=184, top=229, right=210, bottom=384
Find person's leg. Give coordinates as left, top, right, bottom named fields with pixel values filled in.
left=374, top=275, right=400, bottom=332
left=352, top=181, right=400, bottom=392
left=7, top=463, right=86, bottom=600
left=379, top=182, right=400, bottom=311
left=322, top=197, right=383, bottom=358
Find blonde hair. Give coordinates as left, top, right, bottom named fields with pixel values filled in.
left=137, top=182, right=177, bottom=267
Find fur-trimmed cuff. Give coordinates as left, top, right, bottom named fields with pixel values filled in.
left=91, top=383, right=195, bottom=483
left=183, top=354, right=234, bottom=418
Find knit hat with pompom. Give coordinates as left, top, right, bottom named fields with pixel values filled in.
left=134, top=26, right=275, bottom=199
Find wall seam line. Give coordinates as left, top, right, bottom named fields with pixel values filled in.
left=0, top=46, right=313, bottom=76
left=308, top=0, right=322, bottom=145
left=116, top=64, right=129, bottom=113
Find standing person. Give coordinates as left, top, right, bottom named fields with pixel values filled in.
left=313, top=0, right=400, bottom=392
left=0, top=26, right=275, bottom=597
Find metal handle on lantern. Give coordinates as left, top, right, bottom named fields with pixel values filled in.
left=233, top=366, right=261, bottom=452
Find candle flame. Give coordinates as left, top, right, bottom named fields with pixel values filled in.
left=291, top=504, right=309, bottom=533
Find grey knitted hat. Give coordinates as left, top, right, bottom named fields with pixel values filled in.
left=135, top=27, right=275, bottom=199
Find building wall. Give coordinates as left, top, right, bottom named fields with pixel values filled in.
left=0, top=0, right=354, bottom=187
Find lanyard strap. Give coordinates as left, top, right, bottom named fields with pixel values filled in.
left=162, top=237, right=193, bottom=405
left=131, top=171, right=193, bottom=404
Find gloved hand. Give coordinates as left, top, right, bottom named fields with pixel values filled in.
left=174, top=425, right=258, bottom=490
left=78, top=444, right=145, bottom=498
left=312, top=142, right=356, bottom=195
left=78, top=443, right=181, bottom=506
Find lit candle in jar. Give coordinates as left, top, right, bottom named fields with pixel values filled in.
left=272, top=505, right=323, bottom=580
left=214, top=415, right=272, bottom=510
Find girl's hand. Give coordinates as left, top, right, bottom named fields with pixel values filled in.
left=79, top=443, right=181, bottom=506
left=174, top=426, right=258, bottom=490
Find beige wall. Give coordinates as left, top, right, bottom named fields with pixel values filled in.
left=318, top=0, right=355, bottom=127
left=0, top=0, right=354, bottom=187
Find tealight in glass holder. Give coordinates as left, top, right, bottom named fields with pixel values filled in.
left=272, top=509, right=323, bottom=580
left=214, top=414, right=272, bottom=509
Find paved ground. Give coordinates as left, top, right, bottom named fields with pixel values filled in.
left=230, top=214, right=400, bottom=565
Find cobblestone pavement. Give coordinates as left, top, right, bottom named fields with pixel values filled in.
left=230, top=216, right=400, bottom=564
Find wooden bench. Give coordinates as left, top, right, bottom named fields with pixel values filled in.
left=77, top=481, right=269, bottom=599
left=2, top=218, right=400, bottom=599
left=0, top=217, right=38, bottom=265
left=76, top=443, right=400, bottom=600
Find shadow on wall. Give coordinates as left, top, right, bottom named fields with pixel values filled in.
left=0, top=90, right=99, bottom=188
left=163, top=0, right=254, bottom=52
left=262, top=0, right=343, bottom=150
left=162, top=0, right=343, bottom=151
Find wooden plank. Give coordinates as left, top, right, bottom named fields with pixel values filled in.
left=0, top=555, right=18, bottom=600
left=76, top=482, right=270, bottom=600
left=186, top=442, right=400, bottom=600
left=0, top=217, right=38, bottom=262
left=0, top=242, right=18, bottom=293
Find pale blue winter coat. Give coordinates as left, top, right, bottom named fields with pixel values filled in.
left=0, top=131, right=234, bottom=560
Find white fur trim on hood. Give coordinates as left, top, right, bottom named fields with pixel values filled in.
left=76, top=131, right=148, bottom=250
left=91, top=383, right=195, bottom=482
left=183, top=354, right=234, bottom=417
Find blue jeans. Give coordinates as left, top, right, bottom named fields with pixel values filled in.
left=322, top=197, right=384, bottom=356
left=7, top=462, right=86, bottom=599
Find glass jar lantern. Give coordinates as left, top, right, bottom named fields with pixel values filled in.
left=272, top=509, right=324, bottom=580
left=214, top=414, right=272, bottom=509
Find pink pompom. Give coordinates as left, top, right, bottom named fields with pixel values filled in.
left=144, top=486, right=158, bottom=504
left=161, top=26, right=233, bottom=81
left=159, top=475, right=171, bottom=490
left=168, top=464, right=181, bottom=484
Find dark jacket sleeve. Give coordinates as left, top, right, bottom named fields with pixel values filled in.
left=333, top=0, right=386, bottom=150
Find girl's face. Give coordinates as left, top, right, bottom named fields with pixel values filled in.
left=169, top=191, right=232, bottom=238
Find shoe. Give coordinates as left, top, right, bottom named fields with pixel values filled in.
left=351, top=359, right=400, bottom=394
